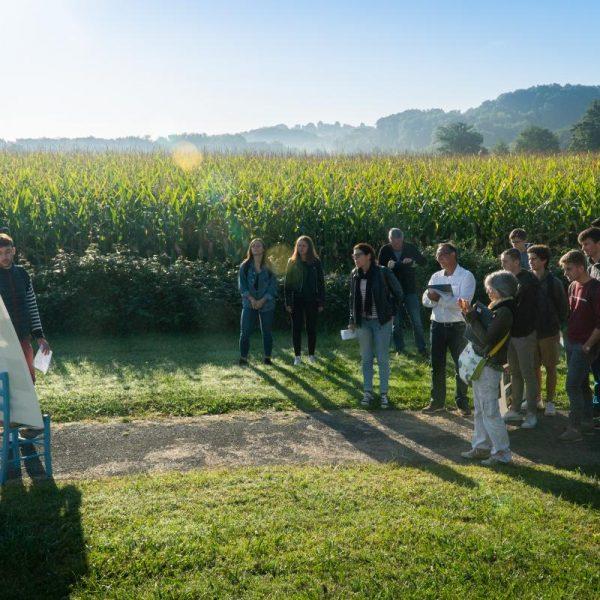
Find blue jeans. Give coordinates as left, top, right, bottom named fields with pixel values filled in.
left=357, top=318, right=393, bottom=394
left=565, top=339, right=593, bottom=428
left=392, top=292, right=426, bottom=352
left=239, top=308, right=274, bottom=358
left=591, top=356, right=600, bottom=413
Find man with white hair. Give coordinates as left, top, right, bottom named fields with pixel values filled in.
left=378, top=228, right=427, bottom=357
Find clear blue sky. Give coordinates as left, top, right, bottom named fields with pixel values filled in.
left=1, top=0, right=599, bottom=139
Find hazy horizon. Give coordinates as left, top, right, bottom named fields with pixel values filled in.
left=2, top=0, right=599, bottom=140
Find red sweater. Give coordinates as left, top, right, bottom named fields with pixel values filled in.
left=567, top=279, right=600, bottom=344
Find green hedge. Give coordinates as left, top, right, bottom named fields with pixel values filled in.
left=31, top=246, right=506, bottom=335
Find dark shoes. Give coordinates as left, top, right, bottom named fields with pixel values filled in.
left=421, top=403, right=445, bottom=414
left=263, top=357, right=272, bottom=365
left=238, top=357, right=248, bottom=366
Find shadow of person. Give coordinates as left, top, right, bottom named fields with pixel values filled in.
left=252, top=363, right=477, bottom=489
left=0, top=466, right=88, bottom=599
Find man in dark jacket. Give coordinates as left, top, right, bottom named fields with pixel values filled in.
left=378, top=228, right=427, bottom=356
left=527, top=245, right=569, bottom=416
left=500, top=248, right=540, bottom=429
left=0, top=233, right=50, bottom=383
left=578, top=226, right=600, bottom=421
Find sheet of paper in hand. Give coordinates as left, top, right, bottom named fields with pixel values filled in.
left=427, top=284, right=453, bottom=296
left=34, top=348, right=52, bottom=374
left=0, top=296, right=43, bottom=428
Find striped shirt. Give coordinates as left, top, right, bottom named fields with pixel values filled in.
left=360, top=279, right=378, bottom=319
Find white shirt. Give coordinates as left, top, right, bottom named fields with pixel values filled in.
left=422, top=264, right=476, bottom=323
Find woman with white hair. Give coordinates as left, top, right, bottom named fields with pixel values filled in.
left=458, top=270, right=517, bottom=465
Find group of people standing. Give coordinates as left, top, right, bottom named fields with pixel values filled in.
left=237, top=223, right=600, bottom=464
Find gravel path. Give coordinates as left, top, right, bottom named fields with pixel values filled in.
left=25, top=409, right=598, bottom=479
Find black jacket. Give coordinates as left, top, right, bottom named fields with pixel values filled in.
left=512, top=269, right=539, bottom=338
left=349, top=264, right=404, bottom=326
left=465, top=297, right=515, bottom=368
left=284, top=258, right=325, bottom=306
left=378, top=242, right=426, bottom=295
left=536, top=271, right=568, bottom=339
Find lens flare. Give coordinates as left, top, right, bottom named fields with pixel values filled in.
left=267, top=243, right=292, bottom=276
left=172, top=142, right=203, bottom=171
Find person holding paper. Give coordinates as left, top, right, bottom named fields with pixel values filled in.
left=421, top=243, right=475, bottom=415
left=377, top=228, right=427, bottom=357
left=0, top=233, right=51, bottom=383
left=459, top=270, right=517, bottom=465
left=348, top=243, right=403, bottom=409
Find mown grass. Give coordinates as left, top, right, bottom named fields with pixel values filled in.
left=0, top=464, right=597, bottom=599
left=38, top=332, right=569, bottom=422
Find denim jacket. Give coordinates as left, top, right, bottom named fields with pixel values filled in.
left=238, top=261, right=277, bottom=313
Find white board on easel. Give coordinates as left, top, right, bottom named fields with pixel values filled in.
left=0, top=295, right=43, bottom=428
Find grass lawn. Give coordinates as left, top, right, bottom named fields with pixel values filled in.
left=38, top=333, right=569, bottom=422
left=0, top=464, right=598, bottom=599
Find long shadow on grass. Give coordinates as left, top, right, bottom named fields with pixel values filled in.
left=252, top=363, right=476, bottom=489
left=0, top=473, right=88, bottom=599
left=372, top=411, right=600, bottom=509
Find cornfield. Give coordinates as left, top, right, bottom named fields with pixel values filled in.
left=0, top=151, right=598, bottom=269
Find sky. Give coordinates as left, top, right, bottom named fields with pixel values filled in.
left=1, top=0, right=599, bottom=140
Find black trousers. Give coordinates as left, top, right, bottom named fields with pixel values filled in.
left=292, top=298, right=319, bottom=356
left=430, top=321, right=469, bottom=409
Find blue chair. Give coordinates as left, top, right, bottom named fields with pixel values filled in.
left=0, top=371, right=52, bottom=484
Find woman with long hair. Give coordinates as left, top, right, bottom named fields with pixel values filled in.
left=284, top=235, right=325, bottom=365
left=238, top=238, right=277, bottom=365
left=348, top=243, right=404, bottom=408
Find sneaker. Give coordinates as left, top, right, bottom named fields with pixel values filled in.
left=421, top=402, right=445, bottom=414
left=503, top=410, right=522, bottom=423
left=308, top=355, right=317, bottom=364
left=461, top=448, right=490, bottom=460
left=544, top=401, right=557, bottom=417
left=19, top=427, right=44, bottom=440
left=558, top=427, right=583, bottom=442
left=238, top=357, right=248, bottom=366
left=293, top=356, right=302, bottom=366
left=263, top=357, right=272, bottom=365
left=536, top=399, right=545, bottom=411
left=520, top=400, right=528, bottom=413
left=481, top=454, right=512, bottom=466
left=360, top=392, right=373, bottom=407
left=380, top=394, right=389, bottom=409
left=520, top=413, right=537, bottom=429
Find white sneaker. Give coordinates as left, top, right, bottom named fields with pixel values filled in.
left=308, top=355, right=317, bottom=364
left=461, top=448, right=490, bottom=460
left=380, top=394, right=389, bottom=409
left=503, top=410, right=522, bottom=423
left=520, top=401, right=528, bottom=413
left=360, top=392, right=373, bottom=407
left=293, top=356, right=302, bottom=366
left=521, top=413, right=537, bottom=429
left=545, top=401, right=556, bottom=416
left=481, top=453, right=512, bottom=466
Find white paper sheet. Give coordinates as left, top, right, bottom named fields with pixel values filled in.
left=34, top=348, right=52, bottom=374
left=0, top=296, right=43, bottom=428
